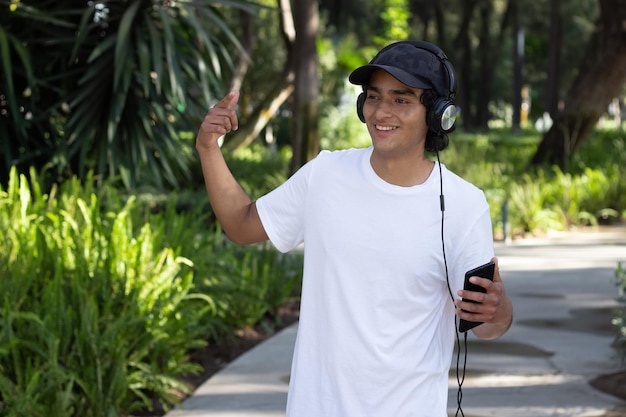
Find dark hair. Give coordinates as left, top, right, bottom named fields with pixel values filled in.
left=420, top=89, right=449, bottom=153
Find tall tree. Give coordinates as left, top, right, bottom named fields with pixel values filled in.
left=222, top=0, right=320, bottom=174
left=221, top=1, right=296, bottom=151
left=530, top=0, right=626, bottom=169
left=544, top=0, right=562, bottom=118
left=290, top=0, right=320, bottom=173
left=475, top=0, right=494, bottom=129
left=511, top=0, right=523, bottom=131
left=452, top=0, right=479, bottom=128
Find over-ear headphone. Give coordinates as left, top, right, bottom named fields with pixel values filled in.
left=356, top=41, right=457, bottom=135
left=356, top=93, right=366, bottom=123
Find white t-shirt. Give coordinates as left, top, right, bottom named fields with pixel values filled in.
left=256, top=147, right=494, bottom=417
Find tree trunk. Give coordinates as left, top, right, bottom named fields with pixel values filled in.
left=475, top=0, right=493, bottom=130
left=544, top=0, right=562, bottom=118
left=433, top=0, right=445, bottom=45
left=511, top=0, right=523, bottom=131
left=223, top=0, right=297, bottom=152
left=530, top=0, right=626, bottom=169
left=289, top=0, right=320, bottom=174
left=452, top=0, right=512, bottom=131
left=227, top=10, right=254, bottom=94
left=453, top=0, right=479, bottom=129
left=223, top=82, right=295, bottom=151
left=226, top=0, right=321, bottom=173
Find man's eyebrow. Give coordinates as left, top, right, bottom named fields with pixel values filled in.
left=367, top=85, right=420, bottom=98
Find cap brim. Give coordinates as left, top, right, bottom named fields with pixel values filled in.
left=349, top=64, right=432, bottom=89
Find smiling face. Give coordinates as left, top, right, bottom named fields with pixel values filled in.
left=362, top=70, right=430, bottom=164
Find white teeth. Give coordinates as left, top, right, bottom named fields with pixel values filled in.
left=376, top=125, right=396, bottom=131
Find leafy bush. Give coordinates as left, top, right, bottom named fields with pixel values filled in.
left=446, top=128, right=626, bottom=236
left=319, top=99, right=371, bottom=151
left=506, top=173, right=565, bottom=234
left=0, top=167, right=303, bottom=416
left=571, top=129, right=626, bottom=174
left=445, top=129, right=539, bottom=186
left=195, top=236, right=303, bottom=329
left=549, top=166, right=619, bottom=226
left=0, top=168, right=208, bottom=416
left=225, top=144, right=292, bottom=199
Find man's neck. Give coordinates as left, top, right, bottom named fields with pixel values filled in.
left=370, top=153, right=435, bottom=187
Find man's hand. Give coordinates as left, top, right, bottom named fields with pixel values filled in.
left=455, top=257, right=513, bottom=339
left=196, top=91, right=240, bottom=150
left=194, top=90, right=268, bottom=246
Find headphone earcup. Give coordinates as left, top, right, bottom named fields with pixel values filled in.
left=428, top=97, right=457, bottom=134
left=356, top=93, right=366, bottom=123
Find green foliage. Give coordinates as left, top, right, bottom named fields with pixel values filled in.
left=0, top=170, right=212, bottom=416
left=195, top=236, right=303, bottom=329
left=0, top=167, right=205, bottom=415
left=318, top=35, right=365, bottom=108
left=506, top=172, right=564, bottom=233
left=572, top=130, right=626, bottom=212
left=0, top=166, right=303, bottom=416
left=374, top=0, right=410, bottom=44
left=319, top=101, right=372, bottom=151
left=445, top=129, right=540, bottom=186
left=224, top=143, right=292, bottom=200
left=0, top=0, right=257, bottom=190
left=441, top=128, right=626, bottom=237
left=547, top=166, right=619, bottom=226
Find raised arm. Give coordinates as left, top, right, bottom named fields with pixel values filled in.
left=195, top=91, right=269, bottom=245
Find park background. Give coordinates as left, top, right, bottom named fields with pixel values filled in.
left=1, top=0, right=625, bottom=416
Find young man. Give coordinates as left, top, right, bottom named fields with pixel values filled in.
left=195, top=40, right=513, bottom=417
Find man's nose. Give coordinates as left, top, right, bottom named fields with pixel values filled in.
left=373, top=99, right=393, bottom=119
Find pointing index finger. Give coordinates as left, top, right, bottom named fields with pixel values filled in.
left=210, top=91, right=239, bottom=131
left=215, top=90, right=239, bottom=110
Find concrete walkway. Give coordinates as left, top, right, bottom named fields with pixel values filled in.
left=166, top=226, right=626, bottom=417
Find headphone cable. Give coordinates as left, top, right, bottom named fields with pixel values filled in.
left=436, top=150, right=466, bottom=417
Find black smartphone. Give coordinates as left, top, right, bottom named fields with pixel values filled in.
left=459, top=261, right=495, bottom=333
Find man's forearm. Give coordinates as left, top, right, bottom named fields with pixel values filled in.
left=196, top=143, right=267, bottom=245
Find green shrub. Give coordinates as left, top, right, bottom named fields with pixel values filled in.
left=0, top=167, right=303, bottom=416
left=447, top=128, right=625, bottom=235
left=319, top=101, right=371, bottom=151
left=194, top=236, right=303, bottom=330
left=571, top=129, right=626, bottom=173
left=225, top=144, right=292, bottom=200
left=0, top=168, right=213, bottom=416
left=548, top=166, right=618, bottom=226
left=506, top=173, right=565, bottom=235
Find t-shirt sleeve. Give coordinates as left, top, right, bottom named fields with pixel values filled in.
left=256, top=157, right=316, bottom=253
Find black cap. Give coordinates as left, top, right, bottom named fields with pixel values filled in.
left=349, top=41, right=449, bottom=96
